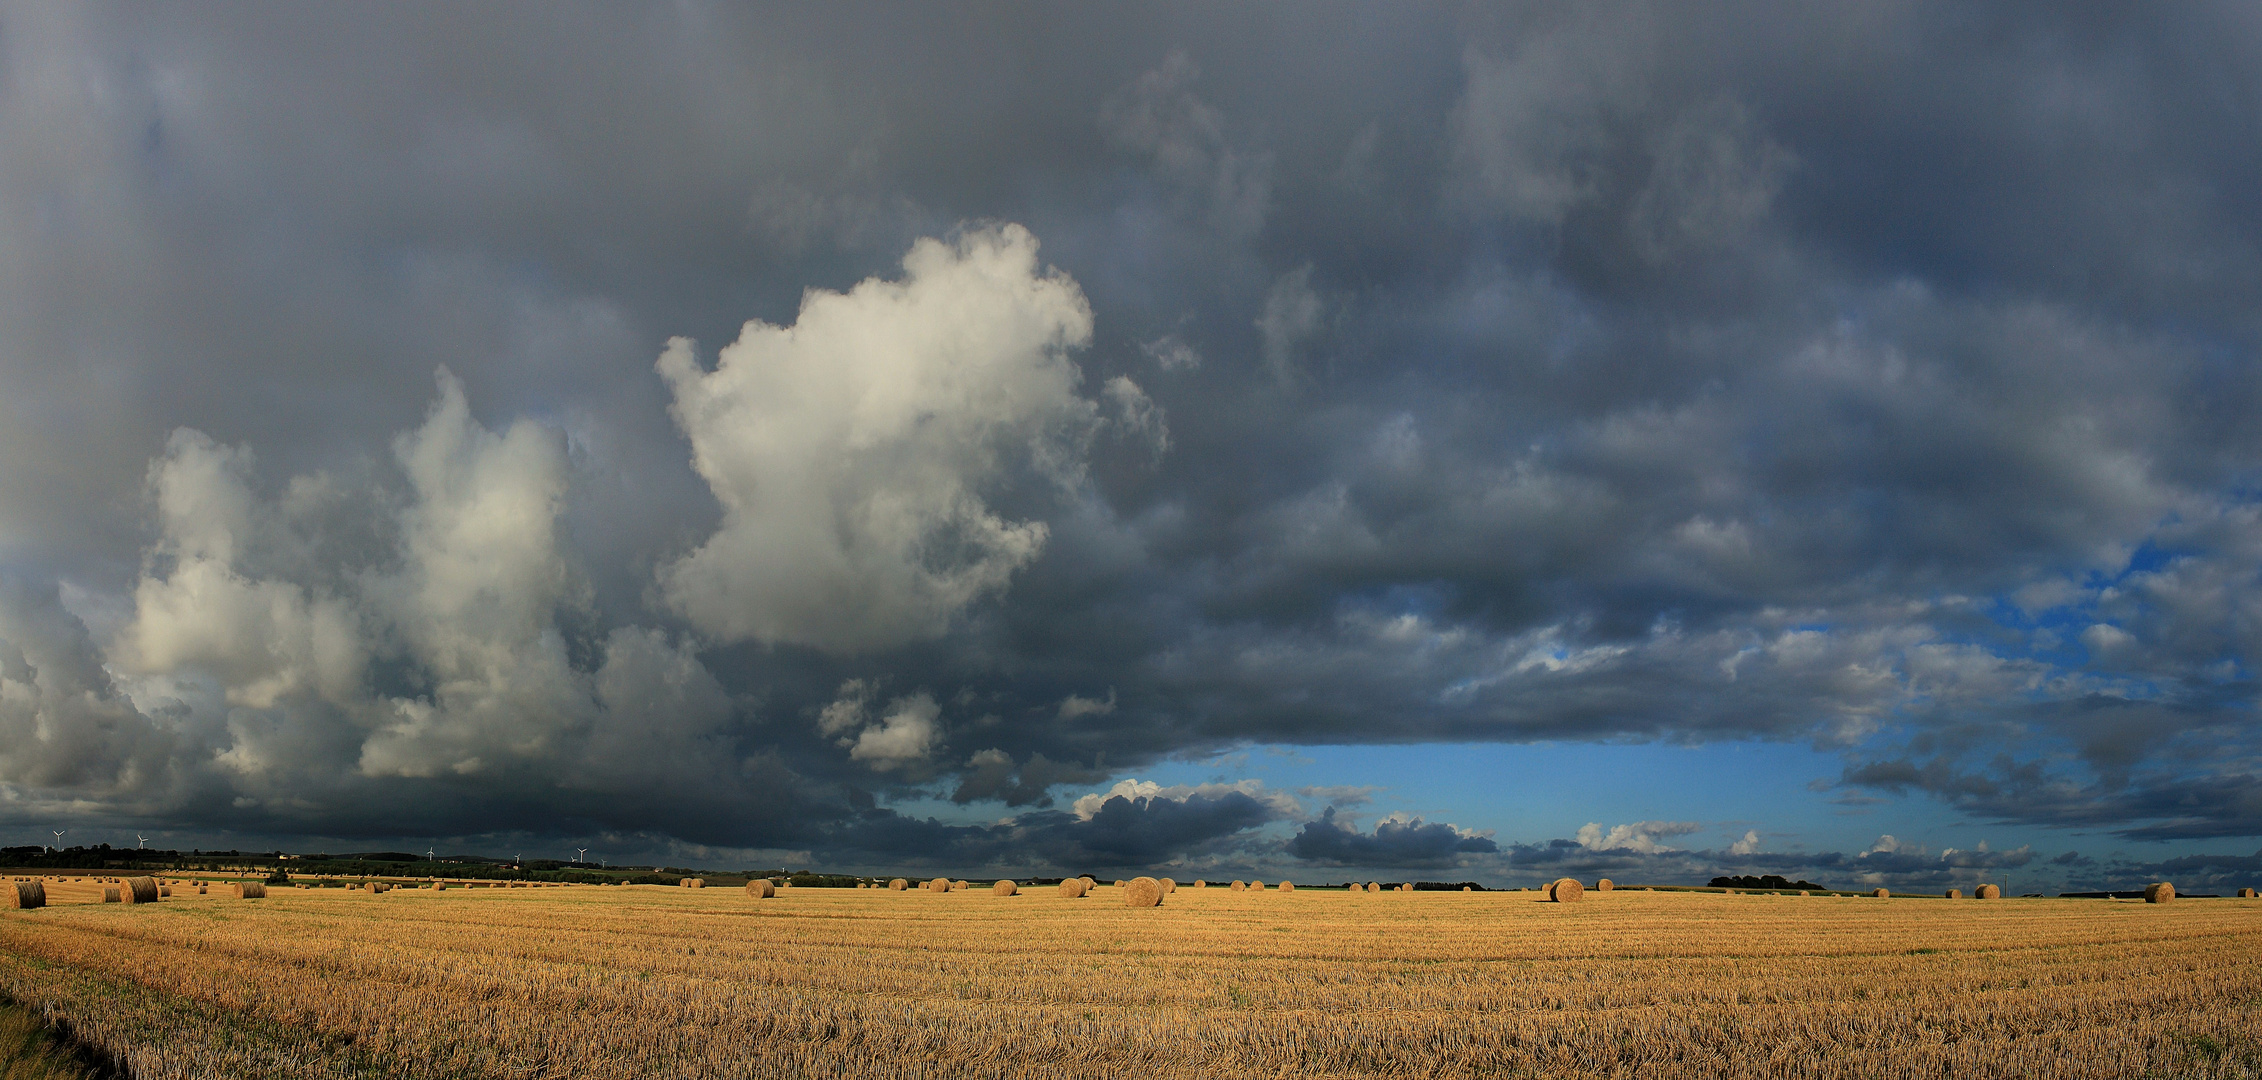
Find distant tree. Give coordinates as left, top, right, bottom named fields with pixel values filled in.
left=1709, top=874, right=1824, bottom=891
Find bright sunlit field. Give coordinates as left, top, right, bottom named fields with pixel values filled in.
left=3, top=880, right=2260, bottom=1078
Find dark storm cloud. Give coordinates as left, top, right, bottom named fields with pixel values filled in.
left=822, top=787, right=1284, bottom=872
left=1, top=2, right=2260, bottom=863
left=1286, top=807, right=1499, bottom=868
left=1495, top=825, right=2039, bottom=891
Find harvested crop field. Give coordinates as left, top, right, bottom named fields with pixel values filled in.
left=2, top=883, right=2259, bottom=1078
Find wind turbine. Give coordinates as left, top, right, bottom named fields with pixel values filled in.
left=136, top=833, right=148, bottom=849
left=427, top=846, right=435, bottom=860
left=49, top=830, right=63, bottom=852
left=574, top=847, right=588, bottom=864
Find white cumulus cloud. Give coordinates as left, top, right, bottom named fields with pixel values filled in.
left=1574, top=820, right=1702, bottom=854
left=655, top=224, right=1100, bottom=653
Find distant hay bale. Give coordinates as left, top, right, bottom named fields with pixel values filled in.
left=122, top=877, right=158, bottom=904
left=1230, top=880, right=1246, bottom=891
left=196, top=885, right=207, bottom=895
left=993, top=880, right=1017, bottom=896
left=2240, top=888, right=2258, bottom=898
left=235, top=882, right=266, bottom=899
left=1251, top=881, right=1268, bottom=892
left=1462, top=886, right=1472, bottom=892
left=1398, top=883, right=1412, bottom=893
left=1367, top=882, right=1381, bottom=893
left=158, top=886, right=171, bottom=897
left=747, top=879, right=776, bottom=898
left=685, top=878, right=706, bottom=889
left=6, top=881, right=43, bottom=909
left=2145, top=882, right=2176, bottom=904
left=1945, top=888, right=1962, bottom=899
left=1976, top=884, right=2001, bottom=899
left=102, top=887, right=120, bottom=903
left=1192, top=880, right=1206, bottom=889
left=953, top=880, right=968, bottom=891
left=929, top=877, right=951, bottom=893
left=1595, top=878, right=1613, bottom=892
left=1279, top=881, right=1295, bottom=892
left=1872, top=888, right=1890, bottom=898
left=1059, top=878, right=1088, bottom=898
left=1548, top=878, right=1583, bottom=903
left=890, top=878, right=909, bottom=891
left=1159, top=878, right=1176, bottom=894
left=1124, top=876, right=1164, bottom=908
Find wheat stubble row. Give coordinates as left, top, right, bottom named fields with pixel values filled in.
left=1, top=886, right=2258, bottom=1078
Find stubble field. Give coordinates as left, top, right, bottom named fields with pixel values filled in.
left=1, top=879, right=2259, bottom=1079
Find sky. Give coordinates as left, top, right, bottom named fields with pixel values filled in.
left=1, top=2, right=2260, bottom=892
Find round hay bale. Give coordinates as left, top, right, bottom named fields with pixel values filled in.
left=889, top=878, right=909, bottom=891
left=1595, top=878, right=1614, bottom=892
left=1976, top=884, right=2001, bottom=899
left=928, top=877, right=951, bottom=893
left=1462, top=885, right=1472, bottom=892
left=953, top=880, right=968, bottom=891
left=1945, top=888, right=1962, bottom=899
left=1058, top=878, right=1088, bottom=898
left=158, top=886, right=171, bottom=897
left=121, top=876, right=158, bottom=904
left=746, top=879, right=776, bottom=898
left=196, top=885, right=207, bottom=895
left=1872, top=888, right=1889, bottom=898
left=686, top=878, right=706, bottom=889
left=2145, top=881, right=2176, bottom=904
left=1191, top=879, right=1206, bottom=889
left=1278, top=880, right=1295, bottom=892
left=1366, top=882, right=1381, bottom=893
left=1230, top=880, right=1246, bottom=892
left=993, top=879, right=1017, bottom=896
left=235, top=882, right=266, bottom=899
left=2239, top=887, right=2258, bottom=898
left=1124, top=876, right=1164, bottom=908
left=1081, top=876, right=1096, bottom=889
left=101, top=887, right=120, bottom=903
left=1548, top=877, right=1583, bottom=903
left=6, top=881, right=44, bottom=909
left=1159, top=878, right=1177, bottom=894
